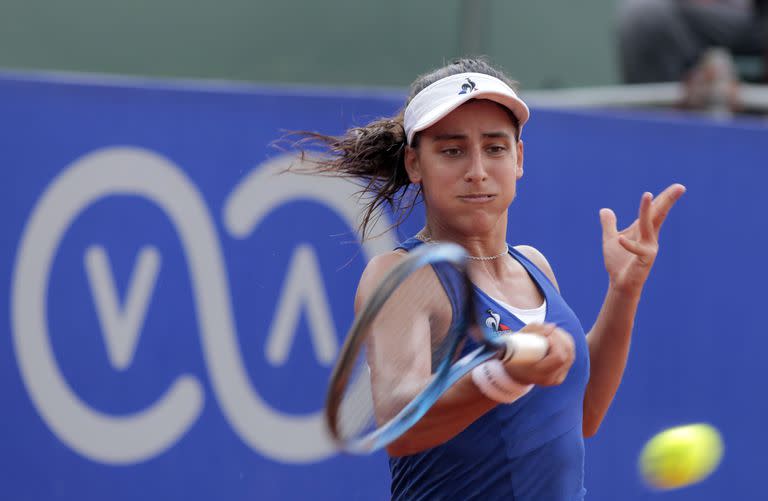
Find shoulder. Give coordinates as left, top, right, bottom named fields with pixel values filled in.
left=354, top=250, right=409, bottom=311
left=513, top=245, right=560, bottom=292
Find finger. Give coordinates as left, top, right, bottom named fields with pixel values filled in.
left=651, top=183, right=686, bottom=229
left=530, top=346, right=573, bottom=384
left=618, top=236, right=656, bottom=263
left=638, top=192, right=655, bottom=241
left=599, top=208, right=618, bottom=240
left=507, top=332, right=573, bottom=386
left=525, top=352, right=566, bottom=378
left=528, top=328, right=573, bottom=370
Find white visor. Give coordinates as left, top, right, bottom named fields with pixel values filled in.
left=403, top=72, right=530, bottom=145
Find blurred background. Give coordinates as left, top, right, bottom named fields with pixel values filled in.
left=0, top=0, right=619, bottom=88
left=2, top=1, right=766, bottom=500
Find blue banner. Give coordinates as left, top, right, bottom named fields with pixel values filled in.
left=2, top=72, right=767, bottom=500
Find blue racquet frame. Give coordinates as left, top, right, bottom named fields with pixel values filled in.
left=325, top=243, right=508, bottom=454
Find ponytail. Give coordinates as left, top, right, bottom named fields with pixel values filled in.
left=288, top=112, right=420, bottom=240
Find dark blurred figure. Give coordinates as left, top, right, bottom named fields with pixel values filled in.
left=618, top=0, right=768, bottom=83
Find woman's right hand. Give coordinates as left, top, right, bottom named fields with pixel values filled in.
left=503, top=323, right=575, bottom=386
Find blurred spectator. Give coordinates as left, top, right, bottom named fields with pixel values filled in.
left=618, top=0, right=767, bottom=84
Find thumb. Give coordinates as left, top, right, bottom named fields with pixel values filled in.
left=599, top=208, right=618, bottom=239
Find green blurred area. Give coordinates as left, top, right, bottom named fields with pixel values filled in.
left=0, top=0, right=618, bottom=89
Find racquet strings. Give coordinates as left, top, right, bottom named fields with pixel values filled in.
left=332, top=260, right=470, bottom=447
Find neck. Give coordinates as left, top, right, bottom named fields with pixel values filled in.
left=417, top=218, right=510, bottom=261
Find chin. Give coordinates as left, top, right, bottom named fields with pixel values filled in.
left=454, top=212, right=500, bottom=235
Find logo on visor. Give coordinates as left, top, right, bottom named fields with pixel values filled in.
left=458, top=78, right=477, bottom=95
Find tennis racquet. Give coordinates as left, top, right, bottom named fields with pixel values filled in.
left=325, top=242, right=549, bottom=454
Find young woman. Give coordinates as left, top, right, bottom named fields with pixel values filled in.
left=303, top=58, right=685, bottom=500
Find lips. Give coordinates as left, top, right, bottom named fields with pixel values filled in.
left=458, top=194, right=496, bottom=203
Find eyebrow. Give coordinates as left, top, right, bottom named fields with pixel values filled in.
left=431, top=131, right=512, bottom=141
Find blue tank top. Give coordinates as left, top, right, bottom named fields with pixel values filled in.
left=389, top=238, right=590, bottom=500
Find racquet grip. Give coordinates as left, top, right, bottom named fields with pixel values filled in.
left=500, top=333, right=549, bottom=364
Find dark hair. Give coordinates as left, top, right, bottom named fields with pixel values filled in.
left=291, top=57, right=520, bottom=240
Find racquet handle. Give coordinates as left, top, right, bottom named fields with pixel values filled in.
left=499, top=333, right=549, bottom=364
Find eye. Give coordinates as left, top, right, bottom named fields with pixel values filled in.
left=486, top=145, right=508, bottom=155
left=441, top=147, right=463, bottom=157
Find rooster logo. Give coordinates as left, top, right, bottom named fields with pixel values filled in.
left=458, top=78, right=477, bottom=95
left=484, top=309, right=511, bottom=333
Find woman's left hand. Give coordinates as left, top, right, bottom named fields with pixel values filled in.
left=599, top=183, right=686, bottom=295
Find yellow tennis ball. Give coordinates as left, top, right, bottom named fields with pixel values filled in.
left=639, top=423, right=724, bottom=490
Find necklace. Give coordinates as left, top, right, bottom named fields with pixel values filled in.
left=414, top=233, right=509, bottom=261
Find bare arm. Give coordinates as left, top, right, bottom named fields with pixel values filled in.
left=582, top=286, right=640, bottom=437
left=583, top=184, right=686, bottom=437
left=517, top=245, right=639, bottom=438
left=359, top=251, right=574, bottom=457
left=517, top=184, right=685, bottom=439
left=357, top=252, right=495, bottom=456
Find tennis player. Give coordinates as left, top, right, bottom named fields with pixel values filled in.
left=306, top=57, right=685, bottom=500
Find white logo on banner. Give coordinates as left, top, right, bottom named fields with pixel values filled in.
left=11, top=147, right=394, bottom=465
left=85, top=245, right=161, bottom=370
left=264, top=245, right=338, bottom=367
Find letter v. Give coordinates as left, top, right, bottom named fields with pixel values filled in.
left=84, top=245, right=160, bottom=371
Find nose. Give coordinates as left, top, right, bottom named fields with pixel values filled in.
left=464, top=147, right=488, bottom=183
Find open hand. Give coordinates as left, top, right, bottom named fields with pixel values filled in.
left=599, top=184, right=686, bottom=295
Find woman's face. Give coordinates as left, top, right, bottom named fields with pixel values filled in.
left=405, top=99, right=524, bottom=235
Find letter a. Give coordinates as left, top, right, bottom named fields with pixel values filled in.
left=266, top=245, right=338, bottom=366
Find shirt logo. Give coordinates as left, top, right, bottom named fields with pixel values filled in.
left=458, top=78, right=477, bottom=95
left=484, top=309, right=511, bottom=333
